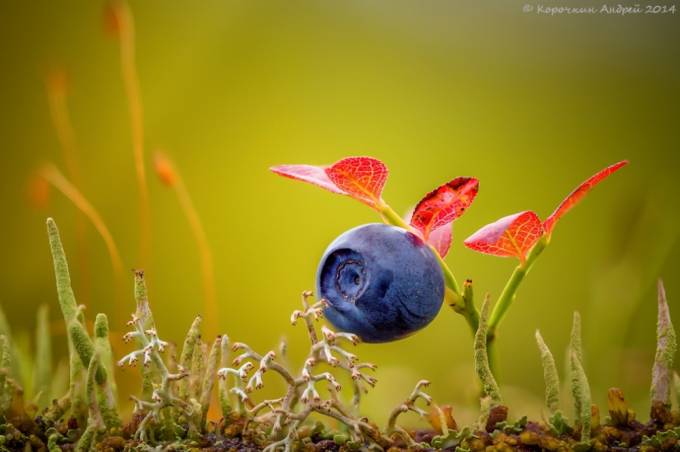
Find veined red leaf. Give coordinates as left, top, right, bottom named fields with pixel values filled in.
left=325, top=157, right=388, bottom=209
left=428, top=224, right=453, bottom=258
left=464, top=211, right=544, bottom=262
left=410, top=177, right=479, bottom=239
left=270, top=164, right=345, bottom=194
left=405, top=208, right=453, bottom=258
left=543, top=160, right=628, bottom=236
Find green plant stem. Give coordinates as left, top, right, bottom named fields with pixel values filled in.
left=379, top=203, right=479, bottom=334
left=484, top=237, right=548, bottom=376
left=488, top=236, right=548, bottom=337
left=378, top=202, right=410, bottom=229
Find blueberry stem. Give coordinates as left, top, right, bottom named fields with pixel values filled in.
left=377, top=202, right=411, bottom=229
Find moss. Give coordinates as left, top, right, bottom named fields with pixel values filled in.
left=5, top=218, right=680, bottom=451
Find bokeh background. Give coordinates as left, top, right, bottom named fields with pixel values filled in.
left=1, top=0, right=679, bottom=425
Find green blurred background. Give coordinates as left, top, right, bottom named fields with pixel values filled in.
left=1, top=0, right=678, bottom=425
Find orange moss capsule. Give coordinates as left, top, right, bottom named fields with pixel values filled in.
left=153, top=152, right=177, bottom=187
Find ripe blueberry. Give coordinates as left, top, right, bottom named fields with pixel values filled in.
left=316, top=223, right=445, bottom=343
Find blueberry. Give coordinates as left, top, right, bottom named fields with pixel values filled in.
left=316, top=223, right=445, bottom=343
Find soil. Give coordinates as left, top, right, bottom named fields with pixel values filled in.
left=2, top=403, right=680, bottom=451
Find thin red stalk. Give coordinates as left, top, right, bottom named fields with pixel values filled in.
left=45, top=69, right=91, bottom=303
left=113, top=1, right=151, bottom=269
left=41, top=164, right=125, bottom=314
left=154, top=153, right=218, bottom=339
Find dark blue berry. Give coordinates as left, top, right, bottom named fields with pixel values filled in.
left=316, top=223, right=445, bottom=343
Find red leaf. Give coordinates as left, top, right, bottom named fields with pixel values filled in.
left=464, top=211, right=544, bottom=262
left=405, top=208, right=453, bottom=257
left=428, top=224, right=453, bottom=258
left=325, top=157, right=388, bottom=209
left=270, top=164, right=345, bottom=194
left=410, top=177, right=479, bottom=239
left=543, top=160, right=628, bottom=236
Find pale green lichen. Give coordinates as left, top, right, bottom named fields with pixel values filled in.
left=0, top=334, right=11, bottom=415
left=199, top=336, right=221, bottom=427
left=68, top=319, right=120, bottom=429
left=94, top=313, right=117, bottom=401
left=535, top=329, right=560, bottom=415
left=133, top=270, right=159, bottom=398
left=76, top=354, right=104, bottom=452
left=47, top=217, right=88, bottom=421
left=0, top=306, right=21, bottom=384
left=569, top=312, right=584, bottom=423
left=651, top=279, right=676, bottom=406
left=189, top=338, right=207, bottom=401
left=68, top=322, right=103, bottom=383
left=178, top=316, right=202, bottom=400
left=34, top=305, right=52, bottom=408
left=386, top=379, right=433, bottom=443
left=46, top=218, right=81, bottom=326
left=673, top=371, right=680, bottom=409
left=474, top=295, right=502, bottom=407
left=118, top=284, right=193, bottom=441
left=569, top=312, right=591, bottom=443
left=217, top=295, right=384, bottom=449
left=570, top=311, right=583, bottom=365
left=218, top=334, right=234, bottom=419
